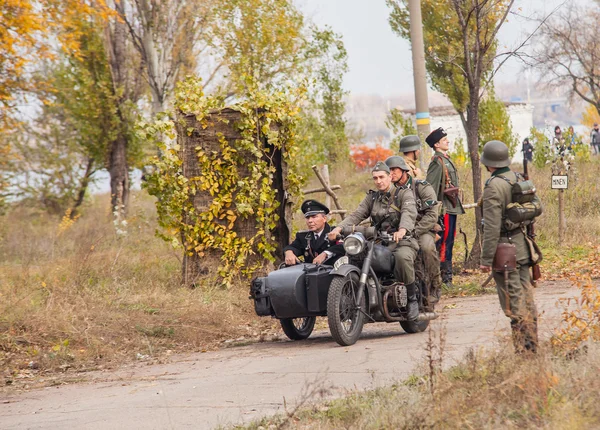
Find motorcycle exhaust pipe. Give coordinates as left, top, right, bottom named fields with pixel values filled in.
left=417, top=312, right=439, bottom=321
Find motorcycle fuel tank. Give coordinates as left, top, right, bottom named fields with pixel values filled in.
left=371, top=244, right=395, bottom=275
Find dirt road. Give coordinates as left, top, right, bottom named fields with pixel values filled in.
left=0, top=281, right=574, bottom=429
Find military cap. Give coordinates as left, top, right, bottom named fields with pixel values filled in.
left=425, top=127, right=447, bottom=148
left=301, top=199, right=330, bottom=218
left=384, top=155, right=410, bottom=171
left=480, top=140, right=510, bottom=168
left=399, top=135, right=421, bottom=153
left=372, top=161, right=390, bottom=174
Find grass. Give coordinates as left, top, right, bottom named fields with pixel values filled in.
left=1, top=156, right=598, bottom=388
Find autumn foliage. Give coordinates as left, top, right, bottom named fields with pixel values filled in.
left=350, top=144, right=393, bottom=170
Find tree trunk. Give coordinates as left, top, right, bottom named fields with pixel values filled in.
left=69, top=157, right=95, bottom=219
left=178, top=108, right=291, bottom=287
left=109, top=133, right=129, bottom=219
left=465, top=97, right=483, bottom=269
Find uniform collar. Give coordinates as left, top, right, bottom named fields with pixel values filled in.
left=434, top=150, right=448, bottom=158
left=491, top=167, right=511, bottom=177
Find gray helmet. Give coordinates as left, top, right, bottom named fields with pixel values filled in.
left=399, top=135, right=421, bottom=153
left=384, top=156, right=410, bottom=171
left=480, top=140, right=510, bottom=168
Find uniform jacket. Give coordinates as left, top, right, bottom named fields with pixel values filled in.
left=426, top=151, right=465, bottom=215
left=338, top=184, right=418, bottom=249
left=284, top=222, right=344, bottom=264
left=481, top=168, right=530, bottom=267
left=406, top=176, right=440, bottom=238
left=591, top=129, right=600, bottom=145
left=403, top=157, right=424, bottom=180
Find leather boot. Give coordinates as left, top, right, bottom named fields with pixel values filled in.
left=405, top=283, right=419, bottom=321
left=441, top=262, right=453, bottom=286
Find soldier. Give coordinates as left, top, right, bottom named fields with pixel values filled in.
left=398, top=135, right=424, bottom=179
left=480, top=140, right=538, bottom=354
left=385, top=155, right=442, bottom=308
left=284, top=200, right=344, bottom=266
left=425, top=127, right=465, bottom=286
left=328, top=162, right=419, bottom=320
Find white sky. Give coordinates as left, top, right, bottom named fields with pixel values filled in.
left=296, top=0, right=578, bottom=97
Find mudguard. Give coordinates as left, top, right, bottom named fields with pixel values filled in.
left=329, top=264, right=361, bottom=278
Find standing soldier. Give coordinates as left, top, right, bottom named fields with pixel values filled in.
left=328, top=162, right=419, bottom=320
left=480, top=140, right=539, bottom=354
left=385, top=155, right=442, bottom=308
left=425, top=127, right=465, bottom=286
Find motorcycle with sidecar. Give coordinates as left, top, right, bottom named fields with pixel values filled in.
left=250, top=226, right=438, bottom=346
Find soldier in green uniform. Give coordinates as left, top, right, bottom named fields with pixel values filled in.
left=398, top=135, right=424, bottom=179
left=328, top=162, right=420, bottom=320
left=385, top=155, right=442, bottom=308
left=425, top=127, right=465, bottom=286
left=480, top=140, right=538, bottom=353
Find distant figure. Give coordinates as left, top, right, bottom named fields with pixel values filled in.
left=567, top=126, right=577, bottom=149
left=590, top=123, right=600, bottom=155
left=553, top=125, right=566, bottom=154
left=522, top=138, right=534, bottom=163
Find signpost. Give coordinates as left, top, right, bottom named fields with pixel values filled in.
left=551, top=175, right=568, bottom=189
left=552, top=174, right=568, bottom=244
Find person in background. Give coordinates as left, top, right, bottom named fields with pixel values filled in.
left=590, top=123, right=600, bottom=155
left=522, top=137, right=534, bottom=163
left=553, top=125, right=566, bottom=154
left=425, top=127, right=465, bottom=287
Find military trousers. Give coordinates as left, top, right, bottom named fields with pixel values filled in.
left=392, top=241, right=418, bottom=285
left=493, top=263, right=538, bottom=352
left=417, top=233, right=442, bottom=301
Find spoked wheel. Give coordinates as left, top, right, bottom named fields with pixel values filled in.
left=327, top=272, right=366, bottom=346
left=400, top=319, right=430, bottom=333
left=280, top=317, right=316, bottom=340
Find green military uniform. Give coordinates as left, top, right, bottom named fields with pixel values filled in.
left=426, top=151, right=465, bottom=215
left=408, top=176, right=442, bottom=306
left=338, top=184, right=418, bottom=285
left=480, top=140, right=539, bottom=353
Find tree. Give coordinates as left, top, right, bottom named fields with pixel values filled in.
left=478, top=89, right=518, bottom=157
left=534, top=3, right=600, bottom=117
left=388, top=0, right=516, bottom=267
left=385, top=107, right=418, bottom=151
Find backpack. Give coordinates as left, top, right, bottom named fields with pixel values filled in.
left=496, top=173, right=543, bottom=230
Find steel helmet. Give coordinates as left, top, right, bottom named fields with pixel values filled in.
left=399, top=135, right=421, bottom=153
left=384, top=155, right=411, bottom=171
left=480, top=140, right=510, bottom=168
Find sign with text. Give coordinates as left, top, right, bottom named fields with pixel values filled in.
left=551, top=175, right=568, bottom=189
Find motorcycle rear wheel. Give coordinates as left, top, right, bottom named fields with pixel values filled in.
left=400, top=319, right=429, bottom=333
left=280, top=317, right=316, bottom=340
left=327, top=273, right=366, bottom=346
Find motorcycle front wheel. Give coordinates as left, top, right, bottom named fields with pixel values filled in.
left=279, top=317, right=316, bottom=340
left=327, top=272, right=366, bottom=346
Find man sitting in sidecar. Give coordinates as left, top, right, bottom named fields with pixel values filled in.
left=283, top=200, right=344, bottom=267
left=328, top=161, right=420, bottom=320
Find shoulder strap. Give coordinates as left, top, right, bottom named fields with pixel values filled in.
left=433, top=155, right=452, bottom=195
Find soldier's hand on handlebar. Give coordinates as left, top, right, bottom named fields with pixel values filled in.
left=393, top=228, right=407, bottom=243
left=284, top=250, right=300, bottom=266
left=327, top=227, right=342, bottom=241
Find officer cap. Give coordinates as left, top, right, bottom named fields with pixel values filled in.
left=425, top=127, right=447, bottom=148
left=399, top=135, right=421, bottom=153
left=301, top=199, right=329, bottom=218
left=372, top=161, right=390, bottom=174
left=480, top=140, right=510, bottom=168
left=384, top=155, right=410, bottom=171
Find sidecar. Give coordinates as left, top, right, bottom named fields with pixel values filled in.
left=250, top=263, right=336, bottom=340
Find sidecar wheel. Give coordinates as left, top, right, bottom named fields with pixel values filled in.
left=327, top=273, right=365, bottom=346
left=400, top=320, right=429, bottom=333
left=280, top=317, right=316, bottom=340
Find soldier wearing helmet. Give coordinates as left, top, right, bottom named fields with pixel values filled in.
left=385, top=156, right=442, bottom=308
left=398, top=135, right=424, bottom=179
left=328, top=161, right=420, bottom=320
left=480, top=140, right=539, bottom=354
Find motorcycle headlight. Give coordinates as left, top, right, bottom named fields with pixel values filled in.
left=343, top=233, right=365, bottom=256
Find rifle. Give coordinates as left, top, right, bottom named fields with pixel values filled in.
left=523, top=159, right=542, bottom=284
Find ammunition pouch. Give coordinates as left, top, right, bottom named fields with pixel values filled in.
left=493, top=243, right=517, bottom=272
left=443, top=186, right=460, bottom=208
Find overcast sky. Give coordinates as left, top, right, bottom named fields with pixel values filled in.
left=296, top=0, right=575, bottom=97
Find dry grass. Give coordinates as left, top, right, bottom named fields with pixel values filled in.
left=0, top=192, right=279, bottom=386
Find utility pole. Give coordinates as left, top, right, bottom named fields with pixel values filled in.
left=408, top=0, right=430, bottom=171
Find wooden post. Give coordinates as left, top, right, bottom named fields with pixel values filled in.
left=558, top=188, right=566, bottom=245
left=319, top=164, right=332, bottom=209
left=311, top=165, right=345, bottom=220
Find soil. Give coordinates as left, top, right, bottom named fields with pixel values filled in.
left=0, top=280, right=579, bottom=429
